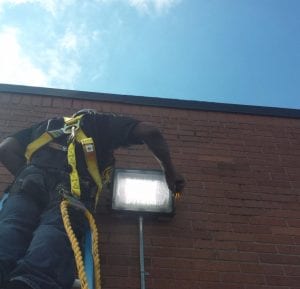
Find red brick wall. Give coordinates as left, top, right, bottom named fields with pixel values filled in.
left=1, top=91, right=300, bottom=289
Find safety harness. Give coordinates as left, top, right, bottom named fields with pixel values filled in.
left=25, top=114, right=103, bottom=289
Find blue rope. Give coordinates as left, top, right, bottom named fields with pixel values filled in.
left=0, top=192, right=9, bottom=210
left=84, top=229, right=94, bottom=289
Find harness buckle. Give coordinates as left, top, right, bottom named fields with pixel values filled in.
left=62, top=121, right=80, bottom=135
left=56, top=184, right=86, bottom=211
left=64, top=122, right=79, bottom=143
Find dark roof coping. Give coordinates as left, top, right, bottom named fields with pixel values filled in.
left=1, top=83, right=300, bottom=119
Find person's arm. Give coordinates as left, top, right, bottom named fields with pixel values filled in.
left=131, top=122, right=185, bottom=195
left=0, top=137, right=26, bottom=176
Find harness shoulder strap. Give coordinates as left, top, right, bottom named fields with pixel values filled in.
left=74, top=128, right=103, bottom=209
left=25, top=114, right=104, bottom=208
left=25, top=132, right=54, bottom=161
left=24, top=115, right=83, bottom=163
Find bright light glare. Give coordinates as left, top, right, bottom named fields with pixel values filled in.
left=112, top=170, right=172, bottom=213
left=122, top=178, right=159, bottom=205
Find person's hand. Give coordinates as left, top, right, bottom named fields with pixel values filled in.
left=165, top=169, right=185, bottom=200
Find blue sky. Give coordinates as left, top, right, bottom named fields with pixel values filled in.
left=0, top=0, right=299, bottom=109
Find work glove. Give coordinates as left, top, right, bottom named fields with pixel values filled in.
left=165, top=169, right=185, bottom=200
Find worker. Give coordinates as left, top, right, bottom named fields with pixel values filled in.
left=0, top=109, right=185, bottom=289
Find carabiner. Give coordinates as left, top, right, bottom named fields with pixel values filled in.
left=62, top=118, right=81, bottom=135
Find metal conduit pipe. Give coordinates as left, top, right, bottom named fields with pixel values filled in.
left=139, top=216, right=146, bottom=289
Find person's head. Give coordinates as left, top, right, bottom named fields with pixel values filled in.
left=72, top=108, right=97, bottom=118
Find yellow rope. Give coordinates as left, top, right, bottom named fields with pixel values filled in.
left=60, top=200, right=102, bottom=289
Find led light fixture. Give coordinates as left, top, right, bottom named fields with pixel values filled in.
left=112, top=169, right=173, bottom=214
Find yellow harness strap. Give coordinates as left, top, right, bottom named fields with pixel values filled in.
left=25, top=132, right=54, bottom=162
left=79, top=135, right=103, bottom=209
left=67, top=140, right=81, bottom=199
left=60, top=116, right=102, bottom=207
left=24, top=116, right=81, bottom=163
left=67, top=125, right=103, bottom=208
left=25, top=115, right=103, bottom=207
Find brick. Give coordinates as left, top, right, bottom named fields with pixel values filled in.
left=174, top=248, right=217, bottom=260
left=218, top=251, right=259, bottom=262
left=227, top=206, right=265, bottom=216
left=199, top=283, right=244, bottom=289
left=240, top=263, right=284, bottom=275
left=293, top=236, right=300, bottom=245
left=233, top=224, right=271, bottom=234
left=148, top=268, right=174, bottom=278
left=262, top=264, right=285, bottom=275
left=208, top=213, right=250, bottom=224
left=266, top=275, right=300, bottom=286
left=237, top=242, right=277, bottom=253
left=245, top=285, right=289, bottom=289
left=100, top=244, right=134, bottom=256
left=214, top=241, right=237, bottom=250
left=214, top=232, right=255, bottom=242
left=101, top=265, right=129, bottom=277
left=260, top=253, right=300, bottom=265
left=173, top=270, right=220, bottom=282
left=105, top=255, right=139, bottom=266
left=271, top=227, right=300, bottom=236
left=244, top=200, right=281, bottom=210
left=151, top=278, right=177, bottom=289
left=151, top=257, right=177, bottom=268
left=265, top=209, right=300, bottom=219
left=204, top=261, right=240, bottom=272
left=284, top=265, right=300, bottom=276
left=150, top=237, right=177, bottom=247
left=102, top=276, right=139, bottom=288
left=277, top=245, right=300, bottom=255
left=221, top=272, right=266, bottom=284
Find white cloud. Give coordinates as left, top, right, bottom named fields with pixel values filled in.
left=0, top=26, right=81, bottom=88
left=0, top=0, right=180, bottom=91
left=60, top=31, right=78, bottom=52
left=0, top=26, right=48, bottom=86
left=58, top=25, right=98, bottom=52
left=0, top=0, right=74, bottom=16
left=38, top=0, right=75, bottom=16
left=91, top=0, right=180, bottom=15
left=128, top=0, right=180, bottom=14
left=0, top=0, right=179, bottom=18
left=41, top=48, right=81, bottom=88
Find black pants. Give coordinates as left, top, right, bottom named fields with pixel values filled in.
left=0, top=166, right=82, bottom=289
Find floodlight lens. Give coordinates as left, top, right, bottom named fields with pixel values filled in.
left=112, top=170, right=172, bottom=213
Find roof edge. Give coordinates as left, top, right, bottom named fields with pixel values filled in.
left=1, top=83, right=300, bottom=119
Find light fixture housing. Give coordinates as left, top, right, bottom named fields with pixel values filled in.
left=112, top=169, right=174, bottom=214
